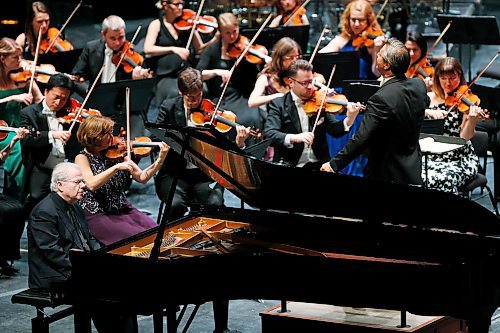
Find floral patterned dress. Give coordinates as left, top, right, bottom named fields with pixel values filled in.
left=422, top=106, right=478, bottom=194
left=79, top=151, right=156, bottom=245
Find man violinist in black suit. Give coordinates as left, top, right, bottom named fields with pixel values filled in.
left=264, top=59, right=361, bottom=168
left=321, top=38, right=429, bottom=185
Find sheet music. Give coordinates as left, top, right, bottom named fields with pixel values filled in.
left=419, top=137, right=463, bottom=154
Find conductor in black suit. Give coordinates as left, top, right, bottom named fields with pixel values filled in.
left=321, top=38, right=430, bottom=185
left=264, top=59, right=360, bottom=168
left=21, top=74, right=82, bottom=217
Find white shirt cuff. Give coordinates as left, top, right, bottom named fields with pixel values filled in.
left=284, top=134, right=293, bottom=148
left=48, top=131, right=54, bottom=144
left=343, top=118, right=352, bottom=132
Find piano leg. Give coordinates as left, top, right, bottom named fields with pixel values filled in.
left=213, top=300, right=229, bottom=333
left=166, top=306, right=178, bottom=333
left=153, top=310, right=164, bottom=333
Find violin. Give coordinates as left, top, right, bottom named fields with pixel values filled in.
left=282, top=6, right=306, bottom=26
left=444, top=85, right=488, bottom=119
left=105, top=135, right=163, bottom=160
left=111, top=41, right=145, bottom=74
left=174, top=9, right=218, bottom=34
left=56, top=98, right=102, bottom=124
left=9, top=60, right=80, bottom=84
left=190, top=99, right=261, bottom=138
left=303, top=90, right=365, bottom=115
left=0, top=119, right=38, bottom=141
left=352, top=27, right=385, bottom=49
left=39, top=27, right=73, bottom=53
left=406, top=57, right=434, bottom=79
left=226, top=35, right=271, bottom=65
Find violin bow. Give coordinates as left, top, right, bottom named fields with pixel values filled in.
left=411, top=20, right=452, bottom=78
left=309, top=25, right=328, bottom=64
left=185, top=0, right=206, bottom=50
left=28, top=26, right=43, bottom=95
left=68, top=64, right=105, bottom=132
left=447, top=51, right=500, bottom=113
left=125, top=87, right=132, bottom=161
left=311, top=64, right=336, bottom=134
left=210, top=13, right=273, bottom=125
left=375, top=0, right=390, bottom=20
left=108, top=25, right=142, bottom=83
left=45, top=0, right=82, bottom=53
left=283, top=0, right=311, bottom=27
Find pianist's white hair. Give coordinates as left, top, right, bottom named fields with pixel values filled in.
left=50, top=162, right=82, bottom=192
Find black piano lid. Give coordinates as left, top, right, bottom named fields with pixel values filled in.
left=148, top=124, right=500, bottom=236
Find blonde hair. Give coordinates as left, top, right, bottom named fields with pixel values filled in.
left=218, top=12, right=238, bottom=29
left=340, top=0, right=379, bottom=40
left=0, top=38, right=22, bottom=86
left=77, top=116, right=114, bottom=148
left=433, top=57, right=467, bottom=100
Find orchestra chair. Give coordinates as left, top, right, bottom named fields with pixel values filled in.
left=460, top=130, right=499, bottom=215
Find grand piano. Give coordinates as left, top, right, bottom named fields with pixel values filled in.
left=69, top=125, right=500, bottom=333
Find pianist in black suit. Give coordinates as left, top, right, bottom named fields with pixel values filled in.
left=27, top=162, right=138, bottom=333
left=321, top=38, right=429, bottom=185
left=264, top=59, right=360, bottom=168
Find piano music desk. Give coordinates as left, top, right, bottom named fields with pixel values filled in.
left=260, top=302, right=465, bottom=333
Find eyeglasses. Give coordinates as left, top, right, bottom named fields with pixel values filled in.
left=283, top=54, right=302, bottom=61
left=62, top=179, right=86, bottom=186
left=289, top=78, right=313, bottom=87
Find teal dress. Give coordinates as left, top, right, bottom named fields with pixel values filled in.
left=0, top=88, right=27, bottom=200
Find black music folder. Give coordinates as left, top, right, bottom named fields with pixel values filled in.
left=304, top=52, right=360, bottom=89
left=39, top=49, right=83, bottom=74
left=342, top=79, right=380, bottom=103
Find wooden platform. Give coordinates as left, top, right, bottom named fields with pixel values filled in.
left=260, top=302, right=466, bottom=333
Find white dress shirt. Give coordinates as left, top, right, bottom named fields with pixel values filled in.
left=42, top=99, right=66, bottom=168
left=101, top=45, right=117, bottom=83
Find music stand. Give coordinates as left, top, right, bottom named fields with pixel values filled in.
left=437, top=15, right=500, bottom=81
left=86, top=78, right=156, bottom=134
left=39, top=49, right=83, bottom=74
left=303, top=52, right=360, bottom=89
left=342, top=80, right=379, bottom=103
left=241, top=25, right=310, bottom=54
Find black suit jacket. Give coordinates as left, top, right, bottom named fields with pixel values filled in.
left=264, top=92, right=348, bottom=166
left=71, top=39, right=132, bottom=95
left=27, top=192, right=100, bottom=289
left=330, top=77, right=430, bottom=185
left=20, top=102, right=82, bottom=174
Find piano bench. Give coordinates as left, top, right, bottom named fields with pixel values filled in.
left=11, top=288, right=74, bottom=333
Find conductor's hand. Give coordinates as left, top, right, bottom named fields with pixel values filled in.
left=52, top=130, right=71, bottom=143
left=320, top=162, right=334, bottom=172
left=291, top=132, right=314, bottom=146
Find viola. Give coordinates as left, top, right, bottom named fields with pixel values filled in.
left=39, top=27, right=73, bottom=53
left=226, top=35, right=271, bottom=65
left=0, top=119, right=38, bottom=141
left=190, top=99, right=261, bottom=138
left=406, top=57, right=434, bottom=79
left=352, top=27, right=384, bottom=49
left=282, top=6, right=306, bottom=26
left=9, top=60, right=81, bottom=84
left=444, top=85, right=488, bottom=119
left=111, top=41, right=145, bottom=74
left=105, top=136, right=163, bottom=160
left=303, top=90, right=365, bottom=115
left=174, top=9, right=218, bottom=34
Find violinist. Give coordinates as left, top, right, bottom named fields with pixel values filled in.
left=20, top=74, right=82, bottom=216
left=72, top=15, right=150, bottom=94
left=144, top=0, right=219, bottom=105
left=16, top=2, right=50, bottom=59
left=0, top=37, right=43, bottom=199
left=321, top=38, right=429, bottom=186
left=269, top=0, right=309, bottom=28
left=319, top=0, right=381, bottom=79
left=197, top=13, right=264, bottom=133
left=423, top=57, right=483, bottom=194
left=73, top=116, right=168, bottom=245
left=264, top=60, right=360, bottom=168
left=405, top=31, right=433, bottom=91
left=156, top=67, right=250, bottom=219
